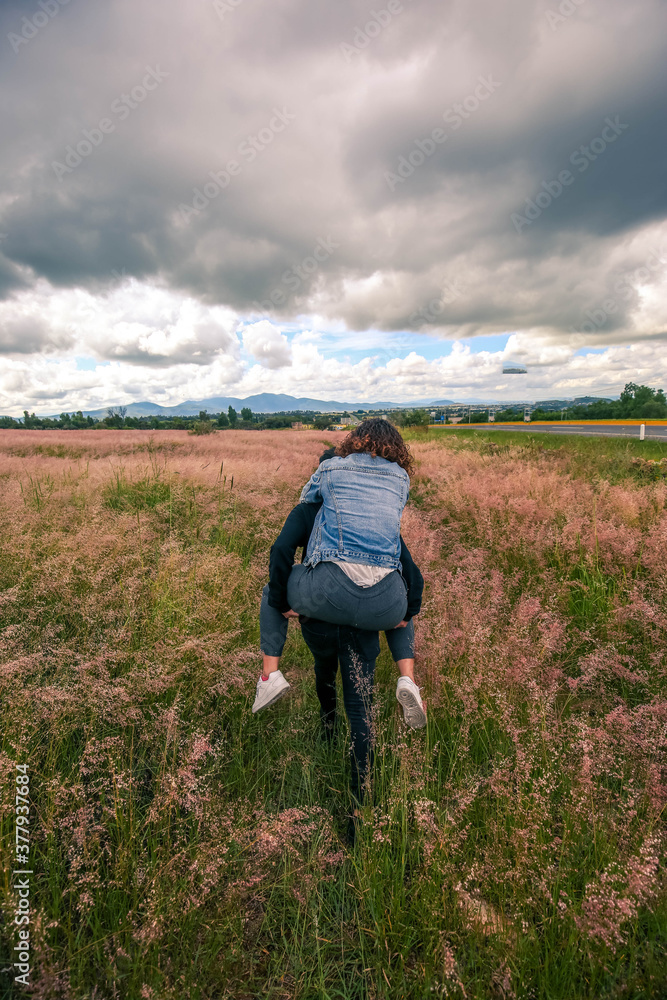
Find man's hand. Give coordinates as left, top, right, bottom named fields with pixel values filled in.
left=394, top=620, right=409, bottom=628
left=282, top=609, right=300, bottom=619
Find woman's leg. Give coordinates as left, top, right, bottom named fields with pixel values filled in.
left=386, top=617, right=425, bottom=727
left=259, top=584, right=289, bottom=676
left=384, top=619, right=415, bottom=680
left=253, top=585, right=292, bottom=713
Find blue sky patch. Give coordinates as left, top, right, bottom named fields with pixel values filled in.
left=75, top=356, right=111, bottom=370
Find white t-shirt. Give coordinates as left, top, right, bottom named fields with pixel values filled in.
left=330, top=560, right=393, bottom=588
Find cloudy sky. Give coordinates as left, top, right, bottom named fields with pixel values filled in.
left=1, top=0, right=666, bottom=412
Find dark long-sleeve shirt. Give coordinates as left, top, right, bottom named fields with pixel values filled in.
left=267, top=502, right=424, bottom=620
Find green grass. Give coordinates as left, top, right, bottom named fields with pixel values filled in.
left=1, top=431, right=665, bottom=999
left=7, top=665, right=662, bottom=999
left=409, top=426, right=667, bottom=484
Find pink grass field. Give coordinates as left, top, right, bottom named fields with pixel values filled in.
left=0, top=427, right=665, bottom=998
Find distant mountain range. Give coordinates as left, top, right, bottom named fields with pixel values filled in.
left=44, top=392, right=457, bottom=419
left=32, top=391, right=617, bottom=420
left=535, top=396, right=615, bottom=407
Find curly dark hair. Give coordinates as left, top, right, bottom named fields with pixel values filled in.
left=335, top=418, right=415, bottom=475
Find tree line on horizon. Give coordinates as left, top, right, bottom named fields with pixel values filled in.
left=0, top=404, right=309, bottom=432
left=1, top=383, right=665, bottom=431
left=426, top=383, right=667, bottom=424
left=497, top=383, right=667, bottom=423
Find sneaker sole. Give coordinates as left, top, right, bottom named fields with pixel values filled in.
left=396, top=688, right=427, bottom=729
left=252, top=684, right=290, bottom=713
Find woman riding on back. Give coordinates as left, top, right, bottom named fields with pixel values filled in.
left=253, top=418, right=427, bottom=728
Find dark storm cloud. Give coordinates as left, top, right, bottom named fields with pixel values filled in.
left=0, top=0, right=665, bottom=340
left=0, top=314, right=72, bottom=354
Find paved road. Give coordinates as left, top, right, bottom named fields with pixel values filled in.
left=474, top=423, right=667, bottom=441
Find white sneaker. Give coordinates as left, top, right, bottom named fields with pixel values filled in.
left=252, top=670, right=290, bottom=713
left=396, top=676, right=427, bottom=729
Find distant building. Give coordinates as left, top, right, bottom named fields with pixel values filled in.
left=291, top=421, right=304, bottom=429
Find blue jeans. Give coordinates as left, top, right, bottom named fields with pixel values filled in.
left=287, top=561, right=408, bottom=632
left=260, top=574, right=414, bottom=661
left=300, top=617, right=380, bottom=802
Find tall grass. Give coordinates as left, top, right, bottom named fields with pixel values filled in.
left=0, top=428, right=665, bottom=999
left=413, top=426, right=667, bottom=484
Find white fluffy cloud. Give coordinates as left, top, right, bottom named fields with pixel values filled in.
left=0, top=273, right=665, bottom=414
left=0, top=279, right=241, bottom=364
left=241, top=321, right=292, bottom=368
left=2, top=331, right=667, bottom=415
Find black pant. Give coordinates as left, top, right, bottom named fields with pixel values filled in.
left=300, top=617, right=380, bottom=804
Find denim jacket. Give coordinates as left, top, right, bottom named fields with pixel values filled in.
left=299, top=452, right=410, bottom=569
